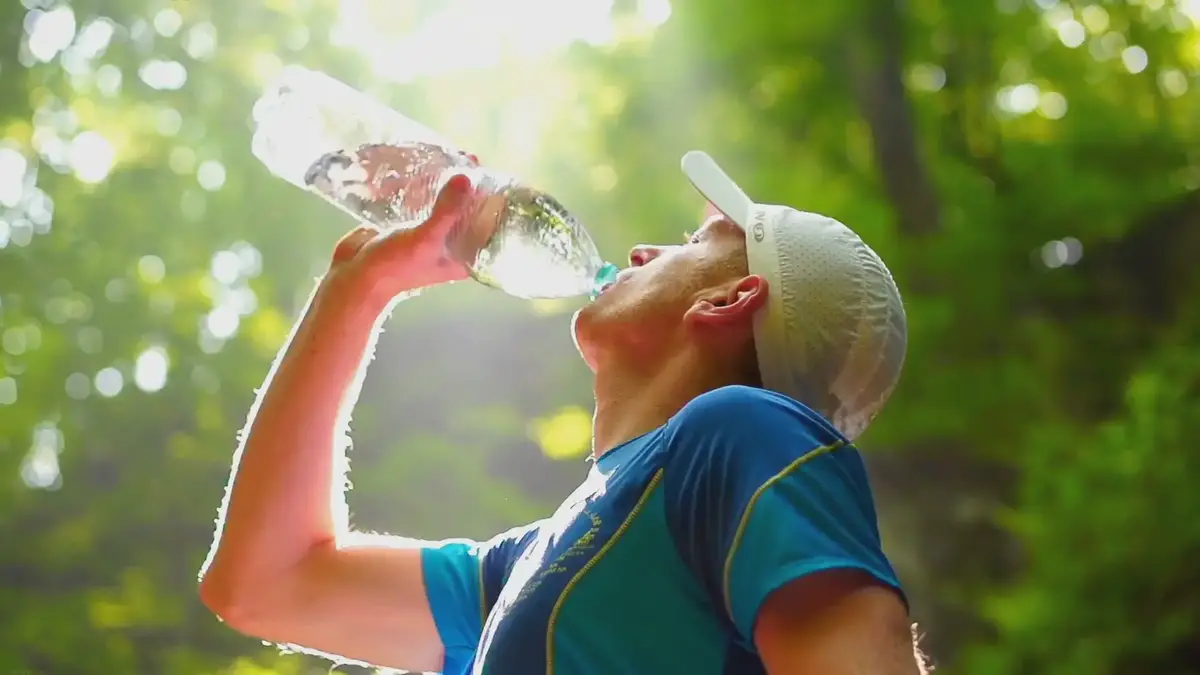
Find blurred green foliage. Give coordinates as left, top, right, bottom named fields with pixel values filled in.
left=0, top=0, right=1197, bottom=673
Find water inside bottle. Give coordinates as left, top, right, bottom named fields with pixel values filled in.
left=467, top=185, right=613, bottom=299
left=302, top=142, right=473, bottom=229
left=300, top=142, right=615, bottom=299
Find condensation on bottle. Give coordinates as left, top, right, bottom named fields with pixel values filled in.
left=250, top=66, right=618, bottom=300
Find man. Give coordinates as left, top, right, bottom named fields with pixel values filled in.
left=199, top=149, right=923, bottom=674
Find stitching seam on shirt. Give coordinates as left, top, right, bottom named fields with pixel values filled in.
left=720, top=441, right=844, bottom=622
left=545, top=468, right=665, bottom=675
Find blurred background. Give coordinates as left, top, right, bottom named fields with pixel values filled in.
left=2, top=0, right=1199, bottom=673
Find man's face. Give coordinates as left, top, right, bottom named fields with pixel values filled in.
left=572, top=213, right=759, bottom=371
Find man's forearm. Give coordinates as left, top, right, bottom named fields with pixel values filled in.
left=199, top=279, right=396, bottom=599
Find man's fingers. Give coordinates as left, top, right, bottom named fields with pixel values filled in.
left=332, top=226, right=378, bottom=265
left=428, top=173, right=472, bottom=226
left=369, top=173, right=473, bottom=262
left=446, top=191, right=503, bottom=265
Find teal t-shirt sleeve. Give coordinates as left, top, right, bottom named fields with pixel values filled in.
left=420, top=523, right=540, bottom=672
left=662, top=385, right=904, bottom=644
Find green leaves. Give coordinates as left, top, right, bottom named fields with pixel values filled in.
left=1, top=0, right=1197, bottom=672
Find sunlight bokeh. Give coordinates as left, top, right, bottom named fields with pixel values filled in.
left=332, top=0, right=672, bottom=83
left=5, top=0, right=1200, bottom=673
left=326, top=0, right=673, bottom=176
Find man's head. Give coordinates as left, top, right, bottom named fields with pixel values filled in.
left=573, top=210, right=766, bottom=386
left=573, top=151, right=907, bottom=440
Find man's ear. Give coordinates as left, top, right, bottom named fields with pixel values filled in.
left=685, top=275, right=768, bottom=328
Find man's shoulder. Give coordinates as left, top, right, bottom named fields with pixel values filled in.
left=667, top=385, right=847, bottom=451
left=478, top=519, right=547, bottom=562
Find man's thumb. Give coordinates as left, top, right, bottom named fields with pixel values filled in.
left=428, top=173, right=473, bottom=227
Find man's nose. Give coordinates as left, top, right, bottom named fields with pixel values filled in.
left=629, top=245, right=664, bottom=267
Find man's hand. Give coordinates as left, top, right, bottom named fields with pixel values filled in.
left=754, top=569, right=924, bottom=675
left=325, top=172, right=478, bottom=309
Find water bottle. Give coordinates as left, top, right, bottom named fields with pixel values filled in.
left=249, top=66, right=619, bottom=300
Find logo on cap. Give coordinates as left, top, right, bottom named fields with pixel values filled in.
left=752, top=212, right=766, bottom=242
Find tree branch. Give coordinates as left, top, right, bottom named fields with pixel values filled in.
left=847, top=0, right=941, bottom=236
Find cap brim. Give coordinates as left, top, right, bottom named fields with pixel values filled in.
left=682, top=150, right=785, bottom=414
left=681, top=150, right=754, bottom=228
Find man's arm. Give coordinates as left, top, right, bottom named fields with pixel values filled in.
left=198, top=177, right=479, bottom=672
left=754, top=569, right=923, bottom=675
left=198, top=279, right=447, bottom=672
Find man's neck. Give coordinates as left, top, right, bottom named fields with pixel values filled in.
left=590, top=348, right=746, bottom=459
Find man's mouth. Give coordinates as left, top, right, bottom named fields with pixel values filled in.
left=598, top=268, right=633, bottom=295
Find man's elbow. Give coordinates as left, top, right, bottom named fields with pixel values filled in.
left=198, top=540, right=329, bottom=635
left=198, top=566, right=280, bottom=637
left=199, top=572, right=247, bottom=625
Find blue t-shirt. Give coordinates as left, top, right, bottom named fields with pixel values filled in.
left=421, top=385, right=903, bottom=674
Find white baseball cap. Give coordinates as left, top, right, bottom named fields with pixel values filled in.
left=681, top=150, right=907, bottom=440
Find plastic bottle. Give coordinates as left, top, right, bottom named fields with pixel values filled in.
left=250, top=66, right=619, bottom=300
